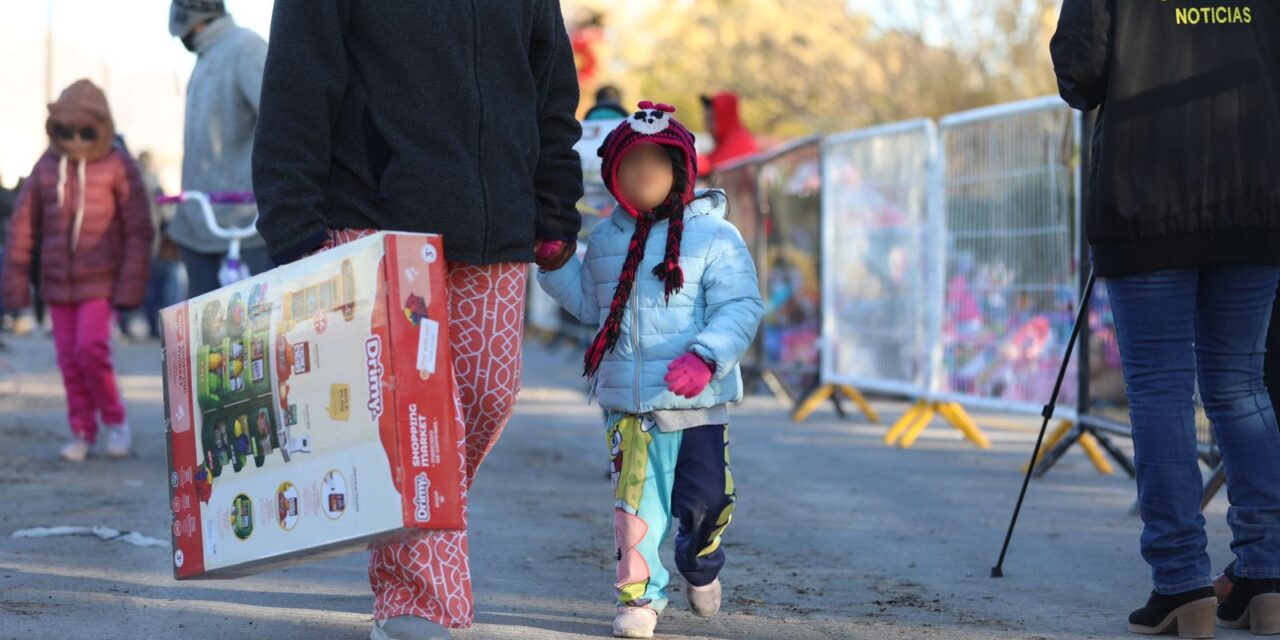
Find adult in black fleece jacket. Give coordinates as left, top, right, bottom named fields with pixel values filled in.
left=1053, top=2, right=1280, bottom=633
left=1052, top=0, right=1280, bottom=277
left=252, top=0, right=584, bottom=267
left=251, top=3, right=582, bottom=639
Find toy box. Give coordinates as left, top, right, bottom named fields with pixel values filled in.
left=162, top=232, right=462, bottom=579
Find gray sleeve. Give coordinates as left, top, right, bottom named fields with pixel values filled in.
left=236, top=32, right=268, bottom=116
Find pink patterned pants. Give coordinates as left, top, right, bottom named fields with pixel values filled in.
left=327, top=230, right=526, bottom=627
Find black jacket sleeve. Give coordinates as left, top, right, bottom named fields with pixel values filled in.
left=252, top=0, right=352, bottom=265
left=529, top=0, right=584, bottom=243
left=1050, top=0, right=1113, bottom=112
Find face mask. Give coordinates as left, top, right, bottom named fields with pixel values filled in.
left=181, top=32, right=199, bottom=52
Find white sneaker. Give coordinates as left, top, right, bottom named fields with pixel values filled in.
left=12, top=314, right=34, bottom=336
left=685, top=578, right=722, bottom=618
left=60, top=438, right=91, bottom=462
left=612, top=606, right=658, bottom=638
left=103, top=423, right=131, bottom=459
left=369, top=617, right=451, bottom=640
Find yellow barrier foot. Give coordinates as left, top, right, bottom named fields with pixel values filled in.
left=1027, top=421, right=1116, bottom=476
left=839, top=384, right=881, bottom=424
left=761, top=371, right=794, bottom=409
left=1078, top=433, right=1115, bottom=475
left=792, top=385, right=835, bottom=423
left=937, top=402, right=991, bottom=449
left=898, top=405, right=938, bottom=449
left=885, top=401, right=927, bottom=446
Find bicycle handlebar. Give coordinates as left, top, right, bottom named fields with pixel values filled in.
left=155, top=191, right=259, bottom=240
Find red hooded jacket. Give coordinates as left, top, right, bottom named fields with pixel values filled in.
left=700, top=92, right=759, bottom=176
left=2, top=80, right=153, bottom=310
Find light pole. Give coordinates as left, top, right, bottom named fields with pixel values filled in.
left=45, top=0, right=54, bottom=104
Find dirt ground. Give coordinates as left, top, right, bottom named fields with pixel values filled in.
left=0, top=336, right=1241, bottom=639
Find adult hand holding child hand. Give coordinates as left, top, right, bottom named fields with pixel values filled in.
left=535, top=239, right=576, bottom=271
left=665, top=352, right=715, bottom=399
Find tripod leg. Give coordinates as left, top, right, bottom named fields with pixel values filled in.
left=1033, top=429, right=1084, bottom=478
left=993, top=273, right=1098, bottom=577
left=1093, top=431, right=1137, bottom=478
left=1200, top=462, right=1228, bottom=512
left=1021, top=420, right=1074, bottom=473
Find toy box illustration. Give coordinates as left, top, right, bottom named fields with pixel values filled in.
left=162, top=232, right=461, bottom=579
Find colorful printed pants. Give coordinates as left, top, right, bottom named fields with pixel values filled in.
left=608, top=414, right=736, bottom=612
left=325, top=230, right=526, bottom=628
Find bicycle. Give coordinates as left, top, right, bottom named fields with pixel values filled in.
left=155, top=191, right=259, bottom=288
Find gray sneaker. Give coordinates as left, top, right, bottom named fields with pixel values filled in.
left=370, top=617, right=451, bottom=640
left=685, top=577, right=722, bottom=618
left=102, top=423, right=132, bottom=459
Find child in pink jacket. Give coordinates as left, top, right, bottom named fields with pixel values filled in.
left=2, top=79, right=154, bottom=461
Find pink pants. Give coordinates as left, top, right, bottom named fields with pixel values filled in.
left=326, top=230, right=527, bottom=628
left=50, top=299, right=126, bottom=443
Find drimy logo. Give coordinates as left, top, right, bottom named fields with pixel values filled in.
left=413, top=473, right=432, bottom=523
left=366, top=337, right=385, bottom=421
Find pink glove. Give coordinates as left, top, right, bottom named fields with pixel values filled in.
left=665, top=352, right=716, bottom=399
left=536, top=240, right=565, bottom=261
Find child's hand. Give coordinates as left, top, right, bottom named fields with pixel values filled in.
left=535, top=239, right=576, bottom=271
left=665, top=352, right=715, bottom=399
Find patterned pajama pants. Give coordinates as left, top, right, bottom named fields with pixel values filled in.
left=607, top=413, right=736, bottom=613
left=327, top=230, right=526, bottom=628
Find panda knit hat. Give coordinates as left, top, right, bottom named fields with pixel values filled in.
left=584, top=102, right=699, bottom=379
left=598, top=101, right=699, bottom=218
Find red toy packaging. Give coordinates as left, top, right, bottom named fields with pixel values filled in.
left=161, top=232, right=462, bottom=579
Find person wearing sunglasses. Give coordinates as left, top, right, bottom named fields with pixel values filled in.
left=1, top=79, right=154, bottom=462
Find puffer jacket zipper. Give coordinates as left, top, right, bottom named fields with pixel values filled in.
left=631, top=275, right=641, bottom=412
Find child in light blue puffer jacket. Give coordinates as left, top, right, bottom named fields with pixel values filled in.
left=537, top=101, right=764, bottom=639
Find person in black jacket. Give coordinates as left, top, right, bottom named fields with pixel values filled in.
left=1053, top=1, right=1280, bottom=635
left=252, top=3, right=582, bottom=639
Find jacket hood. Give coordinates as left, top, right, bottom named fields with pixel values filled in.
left=702, top=92, right=746, bottom=144
left=191, top=15, right=236, bottom=54
left=609, top=189, right=727, bottom=229
left=46, top=80, right=115, bottom=162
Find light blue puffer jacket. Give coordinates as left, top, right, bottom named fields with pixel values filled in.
left=538, top=191, right=764, bottom=414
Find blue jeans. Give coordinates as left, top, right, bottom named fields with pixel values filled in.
left=179, top=246, right=272, bottom=300
left=1108, top=265, right=1280, bottom=594
left=142, top=258, right=183, bottom=337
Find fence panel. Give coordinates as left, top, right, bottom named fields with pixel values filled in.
left=820, top=119, right=939, bottom=397
left=715, top=158, right=765, bottom=373
left=757, top=138, right=824, bottom=393
left=526, top=266, right=563, bottom=337
left=935, top=98, right=1082, bottom=415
